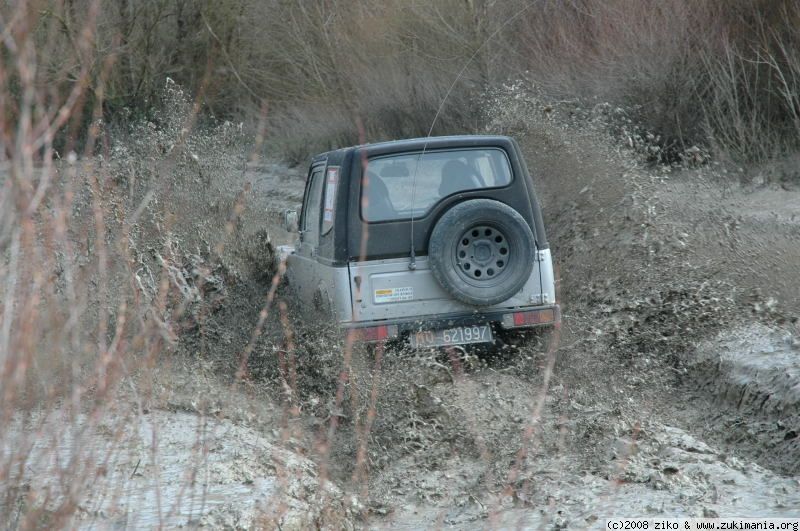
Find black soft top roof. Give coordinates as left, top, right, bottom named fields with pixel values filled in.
left=311, top=135, right=514, bottom=163
left=306, top=133, right=548, bottom=262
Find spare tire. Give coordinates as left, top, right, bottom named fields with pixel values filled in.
left=428, top=199, right=535, bottom=306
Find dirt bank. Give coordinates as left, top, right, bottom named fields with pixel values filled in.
left=683, top=324, right=800, bottom=474
left=2, top=407, right=357, bottom=529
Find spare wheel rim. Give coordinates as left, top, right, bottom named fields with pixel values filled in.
left=454, top=224, right=512, bottom=285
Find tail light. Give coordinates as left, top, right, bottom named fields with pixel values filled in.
left=349, top=324, right=399, bottom=343
left=502, top=308, right=558, bottom=329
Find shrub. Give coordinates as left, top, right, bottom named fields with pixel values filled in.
left=18, top=0, right=799, bottom=169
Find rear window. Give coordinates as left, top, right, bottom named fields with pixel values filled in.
left=361, top=148, right=512, bottom=222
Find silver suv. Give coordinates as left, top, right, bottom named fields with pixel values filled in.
left=281, top=135, right=558, bottom=349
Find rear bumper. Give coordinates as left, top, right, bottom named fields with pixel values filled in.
left=343, top=304, right=560, bottom=342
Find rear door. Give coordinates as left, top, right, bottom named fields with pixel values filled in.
left=288, top=164, right=325, bottom=308
left=347, top=256, right=545, bottom=322
left=345, top=146, right=547, bottom=322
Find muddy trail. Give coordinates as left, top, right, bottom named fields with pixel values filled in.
left=4, top=92, right=799, bottom=529
left=255, top=99, right=800, bottom=527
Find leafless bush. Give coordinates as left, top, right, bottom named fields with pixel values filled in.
left=507, top=0, right=711, bottom=150
left=0, top=5, right=296, bottom=525
left=700, top=5, right=800, bottom=168
left=502, top=0, right=800, bottom=169
left=15, top=0, right=800, bottom=171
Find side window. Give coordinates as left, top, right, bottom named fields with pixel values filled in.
left=301, top=167, right=325, bottom=246
left=321, top=167, right=339, bottom=235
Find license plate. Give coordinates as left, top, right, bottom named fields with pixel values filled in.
left=409, top=324, right=493, bottom=348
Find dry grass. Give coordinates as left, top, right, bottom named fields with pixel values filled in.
left=7, top=0, right=799, bottom=170
left=0, top=5, right=294, bottom=525
left=506, top=0, right=800, bottom=168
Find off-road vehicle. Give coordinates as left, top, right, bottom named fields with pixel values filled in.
left=281, top=135, right=558, bottom=349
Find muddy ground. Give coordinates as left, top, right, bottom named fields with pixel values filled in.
left=3, top=89, right=799, bottom=529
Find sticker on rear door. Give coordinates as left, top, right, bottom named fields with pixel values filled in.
left=373, top=287, right=413, bottom=304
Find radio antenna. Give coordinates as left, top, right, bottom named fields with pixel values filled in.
left=407, top=1, right=538, bottom=271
